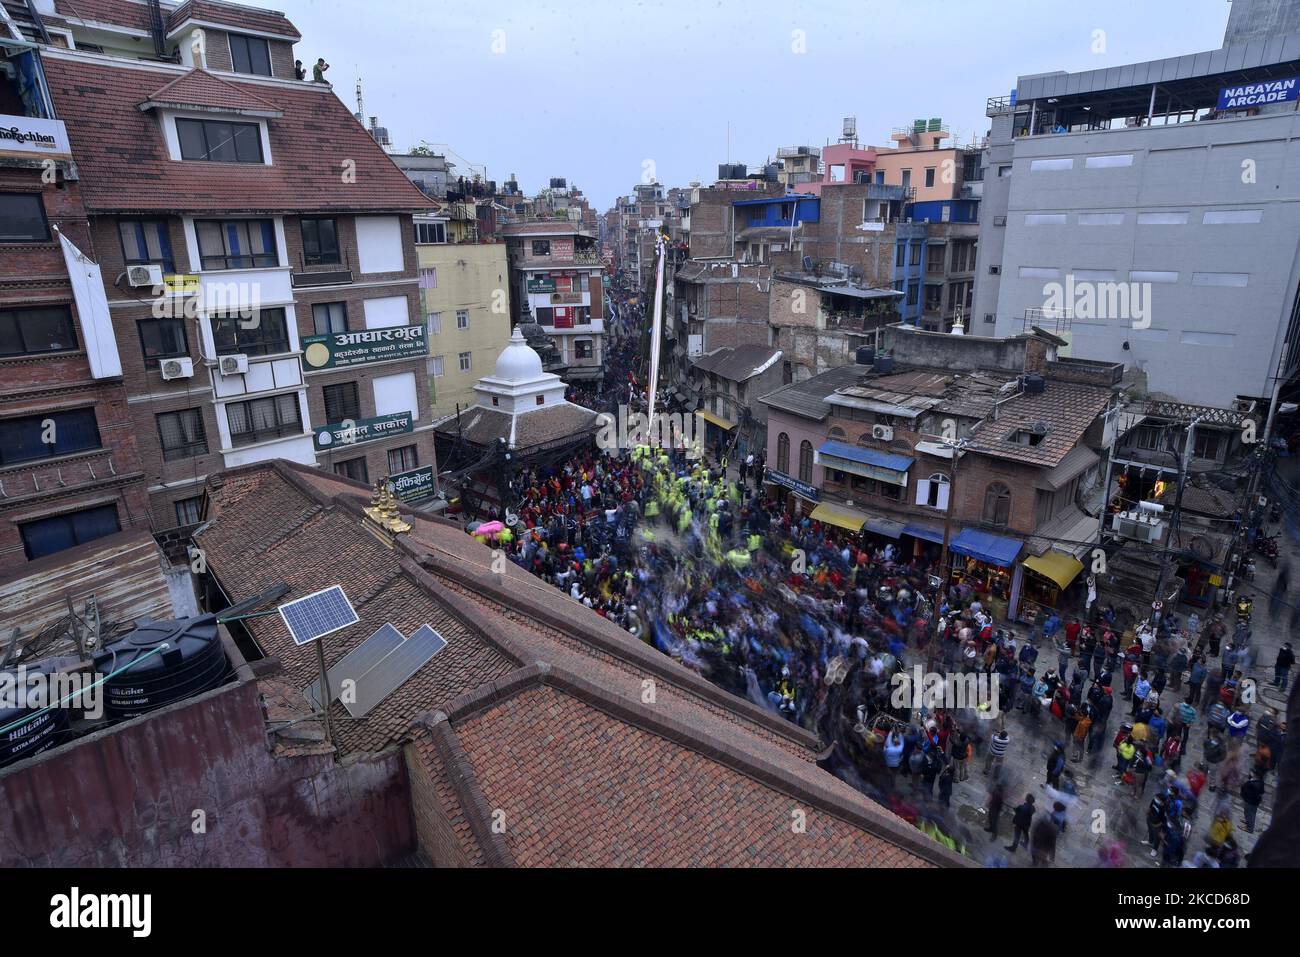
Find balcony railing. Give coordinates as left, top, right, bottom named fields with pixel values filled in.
left=1023, top=306, right=1072, bottom=334
left=986, top=95, right=1017, bottom=116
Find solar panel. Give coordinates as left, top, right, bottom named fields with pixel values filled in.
left=344, top=624, right=448, bottom=719
left=303, top=622, right=405, bottom=710
left=278, top=586, right=359, bottom=647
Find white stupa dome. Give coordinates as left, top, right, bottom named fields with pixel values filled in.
left=493, top=327, right=544, bottom=381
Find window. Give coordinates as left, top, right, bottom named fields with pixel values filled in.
left=228, top=33, right=272, bottom=76
left=419, top=267, right=437, bottom=289
left=137, top=316, right=188, bottom=367
left=1137, top=212, right=1189, bottom=226
left=1135, top=425, right=1167, bottom=451
left=1191, top=272, right=1249, bottom=288
left=1025, top=213, right=1068, bottom=226
left=456, top=309, right=469, bottom=330
left=983, top=482, right=1011, bottom=527
left=798, top=440, right=813, bottom=483
left=1077, top=213, right=1125, bottom=226
left=118, top=220, right=175, bottom=272
left=156, top=408, right=208, bottom=462
left=387, top=445, right=417, bottom=474
left=909, top=244, right=921, bottom=267
left=924, top=167, right=935, bottom=188
left=176, top=118, right=264, bottom=163
left=429, top=355, right=445, bottom=377
left=895, top=244, right=906, bottom=268
left=916, top=472, right=950, bottom=510
left=900, top=169, right=912, bottom=189
left=1019, top=266, right=1060, bottom=280
left=226, top=394, right=302, bottom=447
left=312, top=302, right=348, bottom=335
left=300, top=218, right=340, bottom=266
left=1030, top=158, right=1073, bottom=172
left=20, top=504, right=120, bottom=560
left=195, top=219, right=278, bottom=270
left=427, top=312, right=442, bottom=335
left=575, top=339, right=593, bottom=359
left=334, top=456, right=369, bottom=483
left=777, top=432, right=790, bottom=474
left=535, top=306, right=554, bottom=325
left=414, top=221, right=447, bottom=244
left=174, top=496, right=204, bottom=526
left=1130, top=270, right=1179, bottom=284
left=1084, top=154, right=1133, bottom=169
left=0, top=306, right=78, bottom=357
left=212, top=308, right=290, bottom=356
left=1194, top=431, right=1222, bottom=460
left=0, top=193, right=50, bottom=242
left=458, top=351, right=472, bottom=373
left=0, top=409, right=100, bottom=466
left=828, top=427, right=846, bottom=438
left=322, top=382, right=361, bottom=423
left=531, top=239, right=551, bottom=256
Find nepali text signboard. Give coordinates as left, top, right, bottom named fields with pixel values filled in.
left=388, top=465, right=437, bottom=503
left=765, top=467, right=819, bottom=501
left=314, top=411, right=413, bottom=451
left=0, top=115, right=72, bottom=160
left=527, top=275, right=556, bottom=293
left=302, top=324, right=427, bottom=371
left=1218, top=77, right=1299, bottom=110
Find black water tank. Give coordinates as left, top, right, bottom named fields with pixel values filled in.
left=1023, top=373, right=1046, bottom=394
left=94, top=615, right=228, bottom=720
left=855, top=347, right=875, bottom=365
left=0, top=657, right=78, bottom=768
left=874, top=354, right=895, bottom=374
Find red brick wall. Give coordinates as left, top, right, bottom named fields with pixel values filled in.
left=405, top=739, right=475, bottom=867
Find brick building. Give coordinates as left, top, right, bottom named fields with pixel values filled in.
left=0, top=0, right=439, bottom=550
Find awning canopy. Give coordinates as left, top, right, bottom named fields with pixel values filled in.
left=950, top=529, right=1024, bottom=567
left=1022, top=550, right=1085, bottom=590
left=809, top=503, right=868, bottom=532
left=696, top=408, right=736, bottom=430
left=816, top=440, right=913, bottom=486
left=903, top=522, right=946, bottom=545
left=1036, top=445, right=1100, bottom=491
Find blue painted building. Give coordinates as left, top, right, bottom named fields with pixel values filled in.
left=733, top=194, right=821, bottom=229
left=892, top=199, right=980, bottom=329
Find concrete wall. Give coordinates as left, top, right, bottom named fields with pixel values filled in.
left=0, top=677, right=413, bottom=867
left=987, top=112, right=1300, bottom=406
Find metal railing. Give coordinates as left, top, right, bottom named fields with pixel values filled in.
left=1022, top=306, right=1072, bottom=334
left=986, top=95, right=1016, bottom=116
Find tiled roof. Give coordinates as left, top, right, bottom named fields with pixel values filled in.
left=968, top=381, right=1112, bottom=469
left=195, top=461, right=971, bottom=867
left=42, top=56, right=434, bottom=214
left=410, top=667, right=957, bottom=867
left=141, top=68, right=283, bottom=115
left=54, top=0, right=153, bottom=31
left=166, top=0, right=302, bottom=40
left=692, top=344, right=782, bottom=382
left=431, top=402, right=601, bottom=452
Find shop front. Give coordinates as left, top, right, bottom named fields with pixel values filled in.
left=764, top=467, right=818, bottom=520
left=948, top=528, right=1025, bottom=624
left=696, top=407, right=736, bottom=453
left=902, top=521, right=946, bottom=565
left=1016, top=549, right=1085, bottom=629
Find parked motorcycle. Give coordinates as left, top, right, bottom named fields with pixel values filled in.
left=1254, top=534, right=1280, bottom=567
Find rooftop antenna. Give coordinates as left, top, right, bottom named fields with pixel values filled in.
left=354, top=72, right=364, bottom=125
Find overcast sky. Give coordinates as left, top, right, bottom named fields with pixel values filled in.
left=277, top=0, right=1232, bottom=210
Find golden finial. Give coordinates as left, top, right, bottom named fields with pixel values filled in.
left=363, top=476, right=411, bottom=535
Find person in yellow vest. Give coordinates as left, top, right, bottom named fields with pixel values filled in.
left=747, top=532, right=762, bottom=553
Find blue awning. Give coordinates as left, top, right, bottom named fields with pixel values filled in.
left=950, top=529, right=1024, bottom=567
left=903, top=522, right=946, bottom=545
left=816, top=441, right=913, bottom=473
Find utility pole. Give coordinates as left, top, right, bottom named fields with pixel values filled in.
left=1152, top=415, right=1203, bottom=623
left=930, top=437, right=969, bottom=669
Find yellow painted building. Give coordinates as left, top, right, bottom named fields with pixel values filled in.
left=416, top=237, right=512, bottom=419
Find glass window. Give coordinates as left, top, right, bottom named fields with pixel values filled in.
left=458, top=351, right=472, bottom=372
left=300, top=218, right=340, bottom=265
left=983, top=482, right=1011, bottom=526
left=20, top=504, right=120, bottom=560
left=798, top=440, right=813, bottom=483
left=137, top=316, right=188, bottom=367
left=228, top=33, right=272, bottom=76
left=924, top=167, right=936, bottom=188
left=226, top=394, right=302, bottom=447
left=312, top=302, right=348, bottom=335
left=456, top=309, right=469, bottom=330
left=322, top=382, right=360, bottom=423
left=426, top=312, right=441, bottom=334
left=429, top=355, right=445, bottom=377
left=195, top=219, right=278, bottom=270
left=387, top=445, right=417, bottom=474
left=174, top=496, right=204, bottom=526
left=334, top=456, right=368, bottom=483
left=176, top=118, right=264, bottom=163
left=212, top=308, right=290, bottom=356
left=118, top=219, right=175, bottom=272
left=156, top=408, right=208, bottom=462
left=574, top=339, right=593, bottom=359
left=0, top=193, right=50, bottom=242
left=895, top=244, right=905, bottom=268
left=531, top=240, right=551, bottom=256
left=414, top=222, right=447, bottom=244
left=777, top=433, right=790, bottom=474
left=0, top=409, right=101, bottom=466
left=0, top=305, right=78, bottom=357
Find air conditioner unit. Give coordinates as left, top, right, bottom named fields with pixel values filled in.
left=872, top=424, right=894, bottom=441
left=160, top=357, right=194, bottom=380
left=127, top=264, right=164, bottom=288
left=219, top=354, right=249, bottom=376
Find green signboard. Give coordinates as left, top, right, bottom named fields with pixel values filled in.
left=314, top=411, right=413, bottom=451
left=527, top=276, right=556, bottom=293
left=388, top=465, right=437, bottom=503
left=302, top=324, right=427, bottom=371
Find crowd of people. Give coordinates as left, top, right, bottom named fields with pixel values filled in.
left=467, top=273, right=1291, bottom=866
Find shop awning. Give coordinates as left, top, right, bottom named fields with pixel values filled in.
left=696, top=408, right=736, bottom=430
left=864, top=516, right=906, bottom=539
left=950, top=529, right=1024, bottom=567
left=815, top=441, right=913, bottom=486
left=809, top=503, right=868, bottom=532
left=1022, top=550, right=1085, bottom=590
left=903, top=522, right=946, bottom=545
